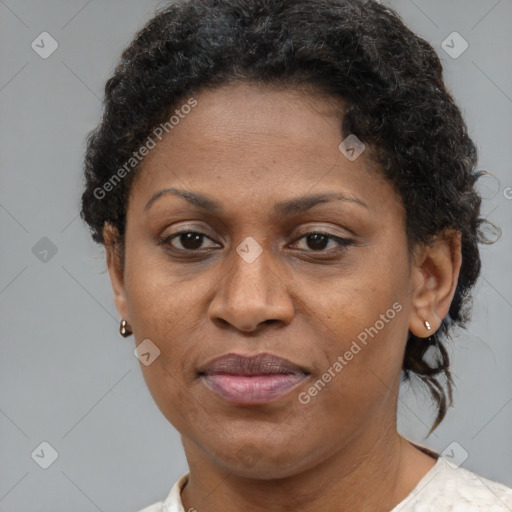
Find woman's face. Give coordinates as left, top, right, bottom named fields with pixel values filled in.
left=107, top=82, right=429, bottom=478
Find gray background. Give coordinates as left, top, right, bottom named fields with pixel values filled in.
left=0, top=1, right=511, bottom=511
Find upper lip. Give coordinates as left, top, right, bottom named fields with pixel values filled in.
left=198, top=352, right=310, bottom=376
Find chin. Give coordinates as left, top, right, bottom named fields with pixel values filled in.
left=200, top=434, right=322, bottom=480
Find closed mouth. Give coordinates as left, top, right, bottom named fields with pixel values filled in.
left=198, top=352, right=310, bottom=404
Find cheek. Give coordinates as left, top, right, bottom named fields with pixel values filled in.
left=124, top=246, right=211, bottom=339
left=123, top=254, right=206, bottom=410
left=299, top=256, right=410, bottom=416
left=139, top=359, right=205, bottom=436
left=295, top=310, right=407, bottom=449
left=306, top=260, right=408, bottom=354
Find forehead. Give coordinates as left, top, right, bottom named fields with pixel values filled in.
left=149, top=82, right=347, bottom=159
left=128, top=82, right=399, bottom=218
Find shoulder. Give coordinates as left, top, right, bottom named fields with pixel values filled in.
left=135, top=463, right=512, bottom=512
left=396, top=456, right=512, bottom=511
left=135, top=473, right=189, bottom=512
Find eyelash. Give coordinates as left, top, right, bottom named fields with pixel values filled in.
left=158, top=230, right=354, bottom=255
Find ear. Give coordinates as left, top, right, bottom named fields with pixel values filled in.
left=103, top=223, right=130, bottom=322
left=409, top=229, right=462, bottom=338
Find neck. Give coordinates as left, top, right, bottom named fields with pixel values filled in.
left=180, top=418, right=430, bottom=512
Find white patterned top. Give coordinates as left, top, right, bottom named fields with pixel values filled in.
left=138, top=456, right=512, bottom=512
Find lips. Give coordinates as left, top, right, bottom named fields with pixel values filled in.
left=198, top=352, right=309, bottom=404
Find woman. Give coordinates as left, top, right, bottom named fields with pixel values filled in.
left=80, top=0, right=512, bottom=510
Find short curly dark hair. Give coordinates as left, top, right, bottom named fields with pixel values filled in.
left=81, top=0, right=494, bottom=434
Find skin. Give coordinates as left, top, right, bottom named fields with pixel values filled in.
left=104, top=82, right=462, bottom=512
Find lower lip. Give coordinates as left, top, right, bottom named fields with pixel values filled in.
left=201, top=373, right=307, bottom=404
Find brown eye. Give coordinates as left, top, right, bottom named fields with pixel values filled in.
left=159, top=231, right=219, bottom=252
left=305, top=233, right=331, bottom=251
left=290, top=231, right=353, bottom=252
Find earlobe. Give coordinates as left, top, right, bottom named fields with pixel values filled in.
left=409, top=230, right=462, bottom=338
left=103, top=223, right=130, bottom=323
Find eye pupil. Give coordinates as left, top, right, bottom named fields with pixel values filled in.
left=181, top=232, right=203, bottom=250
left=307, top=233, right=329, bottom=251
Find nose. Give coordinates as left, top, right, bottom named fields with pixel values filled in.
left=207, top=240, right=295, bottom=333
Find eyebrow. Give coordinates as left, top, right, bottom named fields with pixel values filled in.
left=143, top=187, right=368, bottom=216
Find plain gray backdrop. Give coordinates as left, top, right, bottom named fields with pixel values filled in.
left=1, top=1, right=511, bottom=511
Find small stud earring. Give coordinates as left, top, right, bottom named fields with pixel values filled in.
left=424, top=320, right=431, bottom=331
left=120, top=319, right=132, bottom=338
